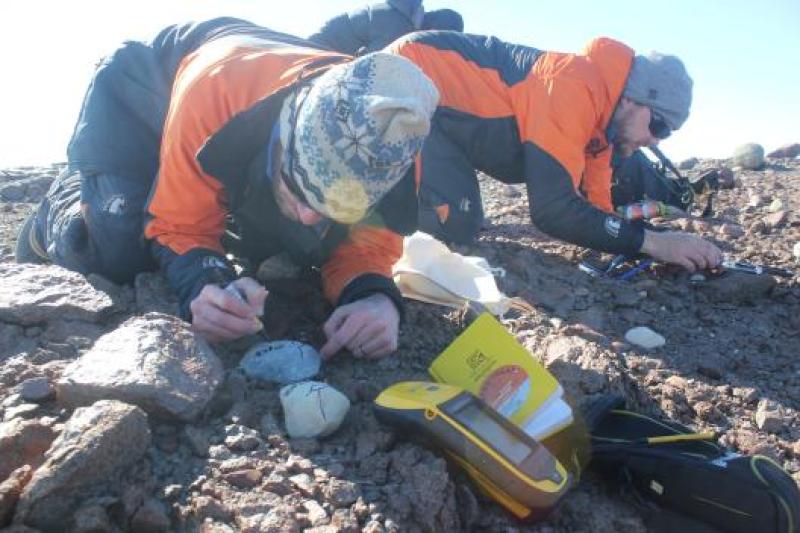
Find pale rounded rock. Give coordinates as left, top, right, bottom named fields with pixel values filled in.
left=733, top=143, right=765, bottom=170
left=624, top=326, right=666, bottom=349
left=240, top=341, right=322, bottom=384
left=280, top=381, right=350, bottom=438
left=793, top=242, right=800, bottom=262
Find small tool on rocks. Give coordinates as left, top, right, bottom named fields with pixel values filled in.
left=716, top=259, right=794, bottom=278
left=222, top=281, right=270, bottom=341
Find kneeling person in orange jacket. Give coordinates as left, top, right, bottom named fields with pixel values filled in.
left=390, top=32, right=721, bottom=272
left=17, top=19, right=439, bottom=359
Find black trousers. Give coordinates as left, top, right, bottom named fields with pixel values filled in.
left=33, top=169, right=156, bottom=284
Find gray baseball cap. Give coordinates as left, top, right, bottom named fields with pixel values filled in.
left=623, top=52, right=693, bottom=131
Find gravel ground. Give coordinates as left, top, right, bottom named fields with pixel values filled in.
left=0, top=155, right=798, bottom=532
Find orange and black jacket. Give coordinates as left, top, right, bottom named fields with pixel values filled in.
left=73, top=18, right=412, bottom=318
left=391, top=31, right=646, bottom=254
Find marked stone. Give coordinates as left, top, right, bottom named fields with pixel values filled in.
left=240, top=340, right=322, bottom=384
left=280, top=381, right=350, bottom=438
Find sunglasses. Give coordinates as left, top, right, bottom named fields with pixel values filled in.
left=648, top=110, right=671, bottom=140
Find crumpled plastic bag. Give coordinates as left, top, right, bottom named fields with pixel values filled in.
left=392, top=231, right=531, bottom=316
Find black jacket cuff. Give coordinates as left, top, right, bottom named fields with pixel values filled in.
left=337, top=273, right=405, bottom=322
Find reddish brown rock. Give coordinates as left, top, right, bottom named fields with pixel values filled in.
left=767, top=143, right=800, bottom=159
left=0, top=419, right=56, bottom=481
left=0, top=465, right=32, bottom=527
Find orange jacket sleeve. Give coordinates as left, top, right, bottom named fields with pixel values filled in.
left=321, top=225, right=404, bottom=303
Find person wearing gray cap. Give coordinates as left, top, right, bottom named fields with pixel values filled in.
left=390, top=32, right=721, bottom=272
left=16, top=17, right=439, bottom=358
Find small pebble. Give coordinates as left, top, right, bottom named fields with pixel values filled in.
left=19, top=377, right=55, bottom=402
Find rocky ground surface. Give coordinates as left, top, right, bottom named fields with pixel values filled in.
left=0, top=150, right=799, bottom=532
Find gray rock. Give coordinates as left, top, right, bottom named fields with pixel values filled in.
left=130, top=497, right=171, bottom=532
left=183, top=425, right=211, bottom=457
left=324, top=479, right=361, bottom=507
left=0, top=323, right=35, bottom=362
left=72, top=503, right=115, bottom=533
left=19, top=377, right=54, bottom=402
left=15, top=400, right=151, bottom=530
left=0, top=175, right=54, bottom=202
left=0, top=182, right=24, bottom=202
left=733, top=143, right=765, bottom=170
left=755, top=400, right=784, bottom=434
left=240, top=340, right=322, bottom=384
left=719, top=223, right=745, bottom=238
left=57, top=313, right=223, bottom=421
left=222, top=469, right=262, bottom=489
left=678, top=157, right=698, bottom=170
left=303, top=499, right=329, bottom=526
left=0, top=264, right=115, bottom=326
left=698, top=272, right=776, bottom=304
left=223, top=424, right=263, bottom=452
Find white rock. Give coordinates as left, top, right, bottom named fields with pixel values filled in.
left=767, top=199, right=784, bottom=213
left=793, top=242, right=800, bottom=262
left=624, top=326, right=666, bottom=349
left=280, top=381, right=350, bottom=438
left=747, top=195, right=764, bottom=208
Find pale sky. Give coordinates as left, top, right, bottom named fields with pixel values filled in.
left=0, top=0, right=798, bottom=168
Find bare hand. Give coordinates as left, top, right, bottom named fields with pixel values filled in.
left=190, top=277, right=268, bottom=343
left=640, top=230, right=722, bottom=272
left=321, top=293, right=400, bottom=360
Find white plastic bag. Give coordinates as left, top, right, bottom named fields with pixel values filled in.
left=393, top=232, right=530, bottom=316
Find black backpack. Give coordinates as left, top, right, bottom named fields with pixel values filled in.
left=611, top=147, right=720, bottom=217
left=585, top=396, right=800, bottom=533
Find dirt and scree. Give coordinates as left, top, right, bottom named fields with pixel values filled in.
left=0, top=153, right=798, bottom=532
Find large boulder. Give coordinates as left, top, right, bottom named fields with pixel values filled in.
left=0, top=264, right=115, bottom=326
left=767, top=143, right=800, bottom=159
left=14, top=400, right=151, bottom=530
left=733, top=143, right=765, bottom=170
left=57, top=313, right=223, bottom=421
